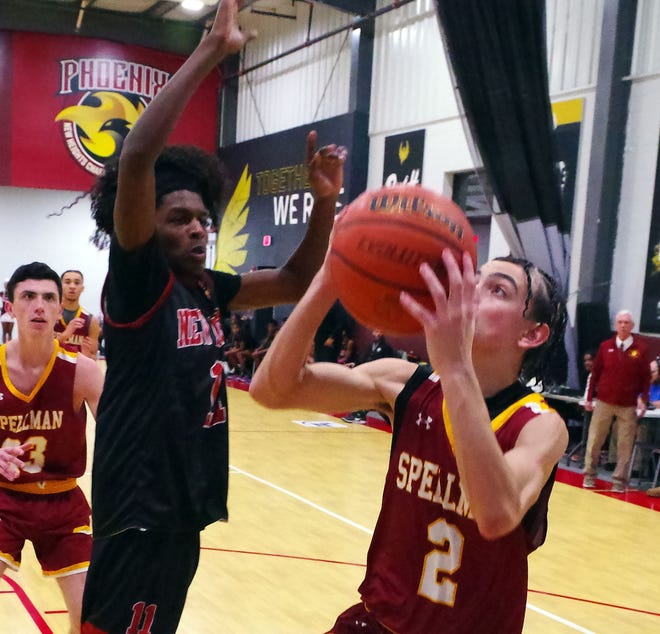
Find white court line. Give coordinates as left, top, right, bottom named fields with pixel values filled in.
left=230, top=464, right=373, bottom=534
left=525, top=604, right=596, bottom=633
left=231, top=464, right=592, bottom=633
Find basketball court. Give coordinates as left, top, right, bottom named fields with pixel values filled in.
left=2, top=386, right=659, bottom=633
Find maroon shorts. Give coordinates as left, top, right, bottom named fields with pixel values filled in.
left=0, top=486, right=91, bottom=576
left=326, top=603, right=393, bottom=634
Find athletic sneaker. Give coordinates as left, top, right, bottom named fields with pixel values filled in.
left=582, top=475, right=595, bottom=489
left=610, top=481, right=625, bottom=493
left=341, top=413, right=366, bottom=424
left=646, top=486, right=660, bottom=497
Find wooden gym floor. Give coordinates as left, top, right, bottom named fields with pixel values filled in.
left=2, top=385, right=660, bottom=633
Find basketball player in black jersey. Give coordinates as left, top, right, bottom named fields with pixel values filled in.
left=80, top=1, right=346, bottom=632
left=251, top=250, right=569, bottom=633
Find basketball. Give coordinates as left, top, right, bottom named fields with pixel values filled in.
left=328, top=184, right=477, bottom=335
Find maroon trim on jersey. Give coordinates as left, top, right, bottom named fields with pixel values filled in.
left=102, top=273, right=175, bottom=330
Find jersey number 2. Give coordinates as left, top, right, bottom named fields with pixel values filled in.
left=418, top=518, right=465, bottom=606
left=204, top=361, right=227, bottom=428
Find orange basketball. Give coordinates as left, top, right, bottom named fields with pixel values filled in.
left=328, top=184, right=477, bottom=335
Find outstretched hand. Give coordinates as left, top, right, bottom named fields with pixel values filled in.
left=0, top=443, right=32, bottom=481
left=208, top=0, right=257, bottom=57
left=400, top=250, right=477, bottom=373
left=306, top=131, right=347, bottom=200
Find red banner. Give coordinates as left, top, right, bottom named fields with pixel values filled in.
left=4, top=31, right=220, bottom=191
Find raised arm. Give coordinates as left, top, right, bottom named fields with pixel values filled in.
left=249, top=260, right=414, bottom=417
left=115, top=0, right=255, bottom=251
left=230, top=131, right=346, bottom=310
left=400, top=252, right=567, bottom=540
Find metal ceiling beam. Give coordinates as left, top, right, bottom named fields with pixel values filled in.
left=0, top=0, right=204, bottom=55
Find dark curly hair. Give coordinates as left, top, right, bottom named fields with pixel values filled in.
left=494, top=255, right=568, bottom=385
left=90, top=145, right=225, bottom=249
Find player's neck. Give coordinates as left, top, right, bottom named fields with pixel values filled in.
left=9, top=336, right=55, bottom=369
left=474, top=356, right=520, bottom=398
left=62, top=299, right=80, bottom=312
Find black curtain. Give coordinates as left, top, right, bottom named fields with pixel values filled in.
left=434, top=0, right=575, bottom=386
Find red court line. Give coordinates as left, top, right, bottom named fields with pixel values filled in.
left=1, top=574, right=53, bottom=633
left=201, top=546, right=366, bottom=568
left=202, top=547, right=659, bottom=619
left=555, top=468, right=660, bottom=511
left=528, top=588, right=660, bottom=618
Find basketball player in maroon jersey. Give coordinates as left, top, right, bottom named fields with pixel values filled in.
left=0, top=262, right=104, bottom=634
left=251, top=249, right=568, bottom=633
left=54, top=269, right=101, bottom=360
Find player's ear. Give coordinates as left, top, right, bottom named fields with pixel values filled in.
left=519, top=322, right=550, bottom=350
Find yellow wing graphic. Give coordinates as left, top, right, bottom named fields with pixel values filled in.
left=214, top=165, right=251, bottom=273
left=55, top=91, right=144, bottom=159
left=398, top=140, right=410, bottom=165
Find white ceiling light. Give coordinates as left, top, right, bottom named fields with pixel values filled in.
left=181, top=0, right=205, bottom=11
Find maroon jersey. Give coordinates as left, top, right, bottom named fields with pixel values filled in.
left=586, top=335, right=650, bottom=406
left=359, top=366, right=557, bottom=633
left=0, top=342, right=87, bottom=494
left=54, top=306, right=93, bottom=353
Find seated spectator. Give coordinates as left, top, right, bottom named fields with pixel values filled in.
left=251, top=319, right=279, bottom=373
left=649, top=358, right=660, bottom=407
left=224, top=321, right=255, bottom=377
left=314, top=301, right=354, bottom=362
left=647, top=360, right=660, bottom=498
left=342, top=330, right=399, bottom=424
left=337, top=329, right=357, bottom=366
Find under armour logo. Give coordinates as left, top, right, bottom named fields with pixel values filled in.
left=415, top=412, right=433, bottom=430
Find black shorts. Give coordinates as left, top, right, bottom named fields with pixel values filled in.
left=81, top=529, right=200, bottom=634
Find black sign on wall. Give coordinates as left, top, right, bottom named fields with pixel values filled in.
left=215, top=113, right=368, bottom=275
left=640, top=141, right=660, bottom=333
left=382, top=129, right=425, bottom=186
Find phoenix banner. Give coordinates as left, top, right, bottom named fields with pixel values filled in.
left=1, top=31, right=219, bottom=190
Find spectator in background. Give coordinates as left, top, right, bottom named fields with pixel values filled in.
left=314, top=300, right=354, bottom=362
left=361, top=329, right=398, bottom=364
left=1, top=280, right=15, bottom=343
left=251, top=319, right=279, bottom=374
left=337, top=329, right=357, bottom=366
left=583, top=310, right=650, bottom=492
left=646, top=359, right=660, bottom=498
left=580, top=350, right=594, bottom=392
left=224, top=320, right=256, bottom=377
left=341, top=329, right=400, bottom=424
left=649, top=358, right=660, bottom=407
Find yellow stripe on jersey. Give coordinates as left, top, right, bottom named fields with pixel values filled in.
left=0, top=477, right=77, bottom=495
left=442, top=393, right=552, bottom=454
left=0, top=341, right=76, bottom=403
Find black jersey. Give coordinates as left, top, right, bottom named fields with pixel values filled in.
left=91, top=235, right=241, bottom=537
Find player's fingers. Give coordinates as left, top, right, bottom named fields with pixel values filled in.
left=306, top=130, right=318, bottom=165
left=400, top=289, right=434, bottom=326
left=418, top=262, right=448, bottom=313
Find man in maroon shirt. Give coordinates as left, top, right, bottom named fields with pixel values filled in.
left=583, top=310, right=650, bottom=492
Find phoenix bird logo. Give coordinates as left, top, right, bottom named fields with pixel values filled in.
left=214, top=165, right=251, bottom=274
left=55, top=91, right=145, bottom=165
left=398, top=140, right=410, bottom=165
